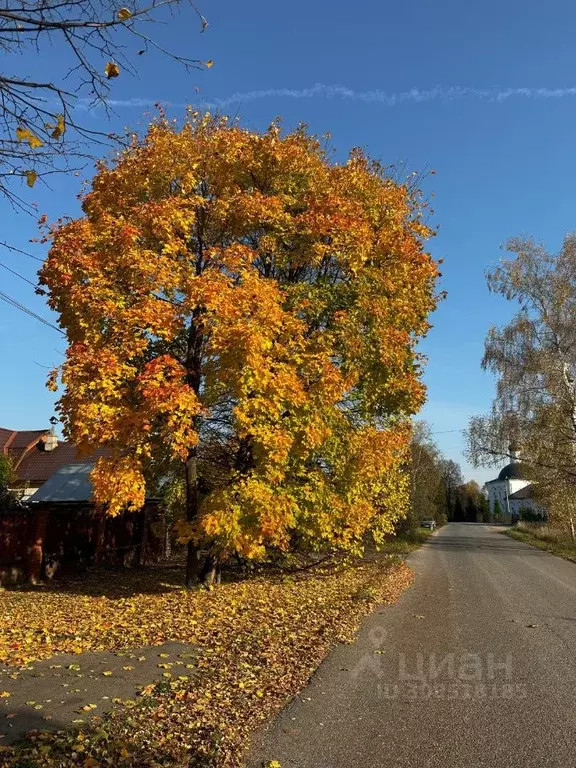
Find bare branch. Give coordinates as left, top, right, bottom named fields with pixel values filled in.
left=0, top=0, right=209, bottom=211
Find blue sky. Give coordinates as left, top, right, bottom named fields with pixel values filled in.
left=2, top=0, right=576, bottom=484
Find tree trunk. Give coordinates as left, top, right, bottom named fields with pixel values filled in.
left=94, top=508, right=106, bottom=565
left=163, top=514, right=172, bottom=560
left=138, top=506, right=150, bottom=566
left=185, top=446, right=201, bottom=587
left=200, top=553, right=220, bottom=587
left=186, top=545, right=199, bottom=587
left=570, top=515, right=576, bottom=541
left=184, top=224, right=206, bottom=586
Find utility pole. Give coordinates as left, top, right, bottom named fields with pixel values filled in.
left=505, top=478, right=512, bottom=523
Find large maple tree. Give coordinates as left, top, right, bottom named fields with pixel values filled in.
left=41, top=114, right=440, bottom=584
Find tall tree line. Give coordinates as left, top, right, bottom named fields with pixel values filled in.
left=406, top=422, right=487, bottom=530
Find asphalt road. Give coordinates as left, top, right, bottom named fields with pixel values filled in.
left=249, top=523, right=576, bottom=768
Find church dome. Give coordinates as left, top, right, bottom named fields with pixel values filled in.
left=498, top=462, right=526, bottom=481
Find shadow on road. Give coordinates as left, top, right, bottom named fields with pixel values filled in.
left=424, top=531, right=548, bottom=555
left=0, top=706, right=69, bottom=746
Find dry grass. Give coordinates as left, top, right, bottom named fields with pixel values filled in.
left=504, top=522, right=576, bottom=563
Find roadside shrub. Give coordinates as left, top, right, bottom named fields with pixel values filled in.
left=518, top=508, right=545, bottom=523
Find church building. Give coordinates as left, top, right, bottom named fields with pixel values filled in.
left=484, top=444, right=545, bottom=522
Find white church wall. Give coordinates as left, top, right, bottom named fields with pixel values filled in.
left=487, top=482, right=505, bottom=515
left=508, top=479, right=530, bottom=494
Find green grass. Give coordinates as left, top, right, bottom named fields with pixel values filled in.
left=503, top=523, right=576, bottom=563
left=379, top=526, right=436, bottom=555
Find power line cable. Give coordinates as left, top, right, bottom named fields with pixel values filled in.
left=0, top=240, right=44, bottom=263
left=430, top=428, right=467, bottom=435
left=0, top=289, right=63, bottom=334
left=0, top=259, right=37, bottom=287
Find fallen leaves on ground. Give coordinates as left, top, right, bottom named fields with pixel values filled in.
left=0, top=558, right=413, bottom=767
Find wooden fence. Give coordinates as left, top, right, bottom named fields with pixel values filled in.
left=0, top=502, right=165, bottom=584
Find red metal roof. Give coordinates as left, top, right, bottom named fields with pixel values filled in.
left=16, top=442, right=81, bottom=484
left=1, top=427, right=50, bottom=470
left=0, top=428, right=15, bottom=451
left=1, top=427, right=108, bottom=486
left=10, top=430, right=50, bottom=450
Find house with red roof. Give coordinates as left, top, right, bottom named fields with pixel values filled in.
left=0, top=422, right=86, bottom=500
left=1, top=423, right=165, bottom=583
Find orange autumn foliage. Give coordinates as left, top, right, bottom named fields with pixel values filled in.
left=41, top=113, right=440, bottom=560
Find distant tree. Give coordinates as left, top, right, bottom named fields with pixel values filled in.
left=0, top=0, right=209, bottom=210
left=535, top=483, right=575, bottom=538
left=0, top=454, right=16, bottom=508
left=453, top=494, right=465, bottom=522
left=459, top=480, right=485, bottom=523
left=518, top=507, right=544, bottom=523
left=439, top=459, right=464, bottom=520
left=479, top=492, right=490, bottom=523
left=405, top=422, right=444, bottom=531
left=404, top=422, right=471, bottom=530
left=492, top=499, right=503, bottom=523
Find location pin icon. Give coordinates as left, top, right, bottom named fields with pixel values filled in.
left=369, top=626, right=387, bottom=648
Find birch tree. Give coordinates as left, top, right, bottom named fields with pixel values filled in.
left=467, top=235, right=576, bottom=537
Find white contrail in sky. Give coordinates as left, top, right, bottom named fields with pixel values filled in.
left=203, top=84, right=576, bottom=108
left=98, top=84, right=576, bottom=110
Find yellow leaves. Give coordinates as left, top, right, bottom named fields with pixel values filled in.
left=47, top=367, right=59, bottom=392
left=91, top=455, right=146, bottom=516
left=25, top=170, right=37, bottom=188
left=173, top=519, right=194, bottom=544
left=204, top=59, right=214, bottom=68
left=0, top=691, right=10, bottom=697
left=117, top=7, right=132, bottom=20
left=83, top=758, right=100, bottom=768
left=0, top=554, right=413, bottom=768
left=267, top=762, right=283, bottom=768
left=104, top=61, right=120, bottom=79
left=46, top=114, right=66, bottom=139
left=16, top=126, right=43, bottom=148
